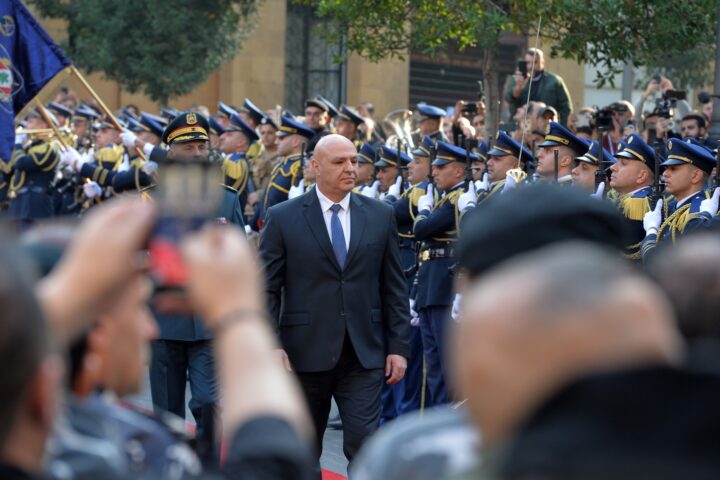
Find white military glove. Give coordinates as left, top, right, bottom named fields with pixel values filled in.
left=387, top=176, right=402, bottom=199
left=475, top=172, right=490, bottom=192
left=643, top=198, right=663, bottom=235
left=288, top=181, right=305, bottom=199
left=457, top=181, right=477, bottom=212
left=591, top=181, right=605, bottom=199
left=142, top=161, right=159, bottom=175
left=120, top=130, right=137, bottom=150
left=409, top=299, right=420, bottom=327
left=15, top=134, right=27, bottom=146
left=450, top=293, right=462, bottom=322
left=361, top=180, right=380, bottom=198
left=59, top=147, right=81, bottom=170
left=700, top=187, right=720, bottom=216
left=378, top=192, right=386, bottom=201
left=502, top=174, right=517, bottom=192
left=417, top=184, right=435, bottom=212
left=83, top=181, right=102, bottom=199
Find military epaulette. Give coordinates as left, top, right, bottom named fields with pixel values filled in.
left=409, top=185, right=425, bottom=206
left=247, top=142, right=263, bottom=160
left=621, top=196, right=651, bottom=221
left=95, top=145, right=125, bottom=167
left=439, top=188, right=463, bottom=207
left=222, top=157, right=247, bottom=180
left=289, top=158, right=303, bottom=177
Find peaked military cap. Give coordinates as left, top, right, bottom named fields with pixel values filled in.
left=615, top=133, right=656, bottom=169
left=71, top=104, right=100, bottom=122
left=412, top=135, right=437, bottom=158
left=305, top=96, right=330, bottom=113
left=240, top=98, right=265, bottom=125
left=317, top=95, right=339, bottom=118
left=417, top=103, right=446, bottom=121
left=489, top=130, right=533, bottom=161
left=539, top=121, right=592, bottom=156
left=227, top=113, right=260, bottom=142
left=97, top=116, right=125, bottom=131
left=259, top=115, right=279, bottom=130
left=337, top=105, right=364, bottom=126
left=46, top=102, right=72, bottom=118
left=160, top=108, right=180, bottom=122
left=577, top=140, right=614, bottom=166
left=217, top=102, right=237, bottom=119
left=208, top=116, right=225, bottom=136
left=376, top=146, right=412, bottom=168
left=474, top=140, right=489, bottom=162
left=432, top=141, right=469, bottom=166
left=162, top=111, right=209, bottom=145
left=277, top=115, right=315, bottom=139
left=358, top=143, right=377, bottom=164
left=134, top=113, right=164, bottom=138
left=662, top=138, right=716, bottom=175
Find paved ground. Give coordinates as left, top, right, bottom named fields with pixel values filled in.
left=127, top=370, right=348, bottom=476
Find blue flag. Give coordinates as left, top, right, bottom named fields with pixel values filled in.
left=0, top=0, right=71, bottom=161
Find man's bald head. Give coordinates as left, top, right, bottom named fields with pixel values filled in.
left=452, top=242, right=682, bottom=446
left=311, top=134, right=358, bottom=201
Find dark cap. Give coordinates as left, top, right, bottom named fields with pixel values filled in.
left=457, top=183, right=629, bottom=279
left=162, top=111, right=210, bottom=145
left=662, top=138, right=716, bottom=175
left=539, top=121, right=592, bottom=156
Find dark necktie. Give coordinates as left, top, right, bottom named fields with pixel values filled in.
left=330, top=203, right=347, bottom=268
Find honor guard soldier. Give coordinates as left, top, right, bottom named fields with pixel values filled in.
left=8, top=111, right=59, bottom=226
left=112, top=114, right=164, bottom=194
left=219, top=113, right=258, bottom=217
left=413, top=141, right=468, bottom=406
left=572, top=140, right=614, bottom=193
left=380, top=135, right=438, bottom=421
left=355, top=142, right=378, bottom=190
left=641, top=138, right=716, bottom=262
left=238, top=98, right=265, bottom=162
left=536, top=121, right=591, bottom=185
left=251, top=115, right=314, bottom=230
left=252, top=115, right=281, bottom=196
left=470, top=140, right=488, bottom=181
left=70, top=104, right=99, bottom=152
left=477, top=130, right=533, bottom=204
left=46, top=101, right=73, bottom=127
left=606, top=134, right=657, bottom=260
left=416, top=104, right=448, bottom=143
left=374, top=146, right=410, bottom=198
left=304, top=96, right=335, bottom=142
left=215, top=101, right=237, bottom=129
left=336, top=105, right=366, bottom=148
left=208, top=115, right=225, bottom=153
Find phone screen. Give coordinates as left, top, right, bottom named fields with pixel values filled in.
left=149, top=157, right=222, bottom=290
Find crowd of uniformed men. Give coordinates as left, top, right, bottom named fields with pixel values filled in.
left=4, top=55, right=720, bottom=438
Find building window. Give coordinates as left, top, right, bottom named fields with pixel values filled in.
left=284, top=1, right=345, bottom=114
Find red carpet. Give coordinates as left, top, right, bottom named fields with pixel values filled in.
left=322, top=471, right=347, bottom=480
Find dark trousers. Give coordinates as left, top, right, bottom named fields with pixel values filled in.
left=295, top=336, right=384, bottom=465
left=149, top=339, right=218, bottom=432
left=380, top=324, right=425, bottom=423
left=419, top=305, right=451, bottom=406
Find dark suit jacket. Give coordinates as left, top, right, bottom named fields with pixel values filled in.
left=259, top=187, right=411, bottom=372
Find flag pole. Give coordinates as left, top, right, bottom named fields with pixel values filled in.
left=70, top=65, right=147, bottom=161
left=33, top=99, right=68, bottom=152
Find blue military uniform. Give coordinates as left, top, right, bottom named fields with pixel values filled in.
left=641, top=138, right=715, bottom=263
left=149, top=112, right=238, bottom=440
left=221, top=113, right=258, bottom=218
left=8, top=139, right=59, bottom=226
left=417, top=104, right=448, bottom=143
left=609, top=135, right=657, bottom=260
left=413, top=141, right=467, bottom=406
left=251, top=115, right=315, bottom=230
left=538, top=121, right=591, bottom=186
left=477, top=131, right=533, bottom=204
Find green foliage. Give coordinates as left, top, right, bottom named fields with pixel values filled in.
left=29, top=0, right=261, bottom=104
left=302, top=0, right=716, bottom=87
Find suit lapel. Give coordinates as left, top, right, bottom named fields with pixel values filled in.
left=302, top=187, right=342, bottom=271
left=345, top=193, right=367, bottom=268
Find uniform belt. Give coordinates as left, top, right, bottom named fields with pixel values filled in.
left=420, top=247, right=454, bottom=261
left=16, top=186, right=47, bottom=195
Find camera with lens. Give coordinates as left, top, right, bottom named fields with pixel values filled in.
left=592, top=105, right=614, bottom=130
left=654, top=89, right=686, bottom=119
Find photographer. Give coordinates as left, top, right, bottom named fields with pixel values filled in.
left=600, top=101, right=634, bottom=155
left=680, top=112, right=712, bottom=147
left=1, top=198, right=315, bottom=480
left=452, top=100, right=484, bottom=146
left=506, top=48, right=572, bottom=126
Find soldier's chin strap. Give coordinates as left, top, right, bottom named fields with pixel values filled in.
left=517, top=16, right=542, bottom=170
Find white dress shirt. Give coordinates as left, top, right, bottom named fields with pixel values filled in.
left=316, top=187, right=351, bottom=250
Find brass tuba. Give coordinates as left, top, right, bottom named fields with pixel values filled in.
left=383, top=109, right=417, bottom=150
